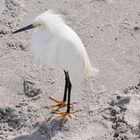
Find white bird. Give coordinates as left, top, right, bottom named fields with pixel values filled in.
left=12, top=10, right=99, bottom=122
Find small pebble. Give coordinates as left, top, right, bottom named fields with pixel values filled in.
left=114, top=130, right=119, bottom=137
left=134, top=26, right=140, bottom=31
left=118, top=97, right=130, bottom=106
left=117, top=123, right=127, bottom=133
left=111, top=106, right=120, bottom=116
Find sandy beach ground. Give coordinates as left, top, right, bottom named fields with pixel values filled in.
left=0, top=0, right=140, bottom=139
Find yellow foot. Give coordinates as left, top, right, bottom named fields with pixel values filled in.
left=47, top=96, right=77, bottom=111
left=53, top=111, right=77, bottom=125
left=47, top=96, right=67, bottom=110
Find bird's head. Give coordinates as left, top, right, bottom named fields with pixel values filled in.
left=12, top=10, right=64, bottom=34
left=12, top=17, right=44, bottom=34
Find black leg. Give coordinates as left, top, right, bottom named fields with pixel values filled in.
left=63, top=70, right=68, bottom=102
left=65, top=72, right=72, bottom=113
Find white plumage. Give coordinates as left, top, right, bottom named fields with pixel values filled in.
left=12, top=10, right=99, bottom=120
left=30, top=10, right=98, bottom=78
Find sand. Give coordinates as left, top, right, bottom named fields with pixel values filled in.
left=0, top=0, right=140, bottom=139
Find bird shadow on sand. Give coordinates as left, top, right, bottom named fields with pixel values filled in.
left=12, top=115, right=68, bottom=140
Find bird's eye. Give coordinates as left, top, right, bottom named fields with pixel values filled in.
left=34, top=23, right=42, bottom=28
left=35, top=23, right=42, bottom=27
left=38, top=24, right=42, bottom=27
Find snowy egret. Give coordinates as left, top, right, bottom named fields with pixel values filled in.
left=12, top=10, right=98, bottom=120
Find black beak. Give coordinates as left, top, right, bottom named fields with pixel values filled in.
left=12, top=24, right=35, bottom=34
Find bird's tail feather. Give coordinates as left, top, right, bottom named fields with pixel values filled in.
left=87, top=67, right=99, bottom=77
left=85, top=56, right=99, bottom=77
